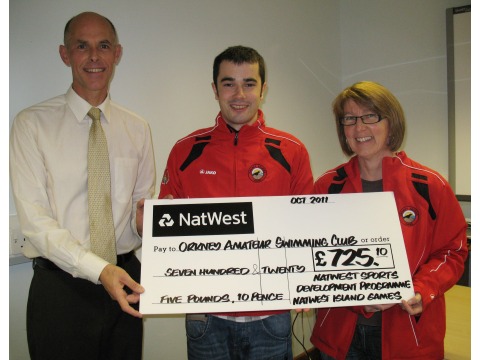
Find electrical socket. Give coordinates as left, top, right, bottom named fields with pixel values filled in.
left=9, top=215, right=27, bottom=256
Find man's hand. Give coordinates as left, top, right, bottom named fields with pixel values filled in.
left=136, top=198, right=145, bottom=236
left=99, top=264, right=145, bottom=318
left=137, top=196, right=173, bottom=236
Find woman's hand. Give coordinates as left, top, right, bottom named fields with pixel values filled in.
left=401, top=293, right=423, bottom=315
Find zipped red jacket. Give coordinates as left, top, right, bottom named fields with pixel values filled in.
left=159, top=110, right=314, bottom=316
left=310, top=152, right=467, bottom=359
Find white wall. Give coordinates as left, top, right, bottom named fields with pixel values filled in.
left=339, top=0, right=470, bottom=179
left=8, top=0, right=470, bottom=359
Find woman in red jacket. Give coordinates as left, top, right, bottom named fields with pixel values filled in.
left=311, top=81, right=467, bottom=359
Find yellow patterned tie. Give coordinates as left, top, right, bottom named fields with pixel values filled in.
left=87, top=107, right=117, bottom=264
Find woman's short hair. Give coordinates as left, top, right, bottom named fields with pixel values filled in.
left=332, top=81, right=406, bottom=157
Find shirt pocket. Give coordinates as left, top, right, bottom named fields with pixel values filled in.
left=114, top=157, right=138, bottom=203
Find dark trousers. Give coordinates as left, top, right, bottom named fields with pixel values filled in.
left=27, top=254, right=143, bottom=360
left=319, top=324, right=382, bottom=360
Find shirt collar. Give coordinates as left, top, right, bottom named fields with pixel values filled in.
left=66, top=86, right=112, bottom=123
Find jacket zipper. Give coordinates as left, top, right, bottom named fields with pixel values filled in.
left=234, top=131, right=239, bottom=146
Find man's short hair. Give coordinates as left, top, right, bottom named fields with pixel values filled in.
left=213, top=45, right=265, bottom=87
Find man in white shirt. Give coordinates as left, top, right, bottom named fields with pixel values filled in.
left=9, top=12, right=155, bottom=360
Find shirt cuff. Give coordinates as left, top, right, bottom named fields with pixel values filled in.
left=76, top=251, right=110, bottom=284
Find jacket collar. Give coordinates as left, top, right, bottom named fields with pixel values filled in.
left=215, top=109, right=266, bottom=135
left=345, top=151, right=407, bottom=192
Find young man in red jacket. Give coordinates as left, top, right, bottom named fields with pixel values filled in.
left=159, top=45, right=313, bottom=360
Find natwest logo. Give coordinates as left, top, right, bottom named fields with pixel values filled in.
left=179, top=211, right=248, bottom=226
left=152, top=202, right=254, bottom=237
left=159, top=214, right=174, bottom=227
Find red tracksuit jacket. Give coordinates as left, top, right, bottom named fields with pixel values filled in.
left=159, top=110, right=314, bottom=316
left=310, top=152, right=467, bottom=359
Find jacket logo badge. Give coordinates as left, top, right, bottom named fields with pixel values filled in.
left=249, top=164, right=267, bottom=183
left=161, top=169, right=169, bottom=185
left=401, top=207, right=418, bottom=226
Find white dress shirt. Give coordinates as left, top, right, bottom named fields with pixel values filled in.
left=10, top=87, right=156, bottom=283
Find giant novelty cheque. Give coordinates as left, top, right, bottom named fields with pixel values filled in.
left=140, top=192, right=414, bottom=314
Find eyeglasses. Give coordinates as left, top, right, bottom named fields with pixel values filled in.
left=339, top=114, right=384, bottom=126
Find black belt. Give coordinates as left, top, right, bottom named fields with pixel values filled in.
left=33, top=251, right=135, bottom=271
